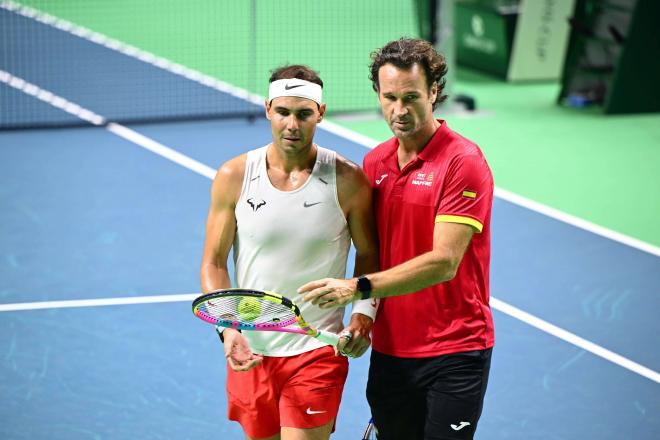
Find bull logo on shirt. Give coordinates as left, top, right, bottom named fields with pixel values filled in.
left=247, top=198, right=266, bottom=212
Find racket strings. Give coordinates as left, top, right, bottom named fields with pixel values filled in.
left=199, top=296, right=296, bottom=326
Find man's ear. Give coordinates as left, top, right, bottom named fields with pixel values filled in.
left=317, top=103, right=327, bottom=122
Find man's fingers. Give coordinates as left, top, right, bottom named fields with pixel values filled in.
left=338, top=330, right=353, bottom=356
left=297, top=279, right=328, bottom=294
left=319, top=299, right=337, bottom=309
left=348, top=340, right=366, bottom=354
left=245, top=357, right=262, bottom=370
left=301, top=286, right=324, bottom=303
left=318, top=293, right=353, bottom=308
left=341, top=337, right=357, bottom=353
left=226, top=357, right=243, bottom=371
left=355, top=341, right=370, bottom=356
left=340, top=333, right=371, bottom=358
left=227, top=352, right=263, bottom=371
left=236, top=357, right=262, bottom=372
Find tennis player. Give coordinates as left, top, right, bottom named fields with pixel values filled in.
left=200, top=64, right=379, bottom=440
left=298, top=39, right=494, bottom=439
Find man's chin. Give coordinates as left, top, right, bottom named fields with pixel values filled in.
left=390, top=126, right=413, bottom=137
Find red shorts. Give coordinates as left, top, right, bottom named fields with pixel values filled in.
left=226, top=345, right=349, bottom=438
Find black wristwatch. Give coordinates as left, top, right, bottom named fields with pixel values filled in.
left=356, top=275, right=372, bottom=300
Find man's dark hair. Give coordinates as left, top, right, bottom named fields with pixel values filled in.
left=369, top=38, right=448, bottom=109
left=269, top=64, right=323, bottom=88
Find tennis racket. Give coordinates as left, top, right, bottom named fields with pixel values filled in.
left=192, top=288, right=346, bottom=347
left=362, top=417, right=376, bottom=439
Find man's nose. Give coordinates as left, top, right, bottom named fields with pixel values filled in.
left=393, top=100, right=408, bottom=116
left=286, top=115, right=299, bottom=130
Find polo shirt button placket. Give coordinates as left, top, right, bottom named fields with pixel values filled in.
left=391, top=174, right=407, bottom=198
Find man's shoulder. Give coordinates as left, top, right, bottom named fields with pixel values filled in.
left=335, top=153, right=367, bottom=183
left=333, top=152, right=371, bottom=211
left=210, top=153, right=249, bottom=205
left=439, top=128, right=492, bottom=182
left=373, top=136, right=398, bottom=152
left=216, top=153, right=248, bottom=184
left=441, top=124, right=484, bottom=159
left=364, top=136, right=397, bottom=163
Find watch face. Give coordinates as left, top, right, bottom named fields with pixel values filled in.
left=358, top=276, right=372, bottom=296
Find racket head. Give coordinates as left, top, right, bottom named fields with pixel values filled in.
left=192, top=288, right=300, bottom=331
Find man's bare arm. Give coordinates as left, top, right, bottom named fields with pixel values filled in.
left=200, top=155, right=245, bottom=293
left=336, top=156, right=380, bottom=280
left=333, top=156, right=380, bottom=357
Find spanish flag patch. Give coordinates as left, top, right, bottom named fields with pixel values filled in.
left=462, top=190, right=477, bottom=199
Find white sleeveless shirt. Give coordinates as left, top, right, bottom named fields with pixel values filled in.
left=233, top=145, right=350, bottom=356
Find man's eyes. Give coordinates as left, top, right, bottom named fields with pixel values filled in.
left=277, top=110, right=313, bottom=118
left=383, top=94, right=418, bottom=102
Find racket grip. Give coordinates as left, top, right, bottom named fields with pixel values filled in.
left=315, top=330, right=340, bottom=346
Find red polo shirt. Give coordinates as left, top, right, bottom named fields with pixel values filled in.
left=363, top=121, right=494, bottom=357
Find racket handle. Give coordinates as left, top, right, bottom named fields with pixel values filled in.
left=315, top=329, right=340, bottom=346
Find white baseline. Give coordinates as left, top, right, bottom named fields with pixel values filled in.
left=0, top=292, right=658, bottom=384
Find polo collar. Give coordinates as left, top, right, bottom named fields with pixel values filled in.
left=417, top=120, right=449, bottom=162
left=382, top=120, right=449, bottom=172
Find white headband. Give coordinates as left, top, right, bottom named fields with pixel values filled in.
left=268, top=78, right=323, bottom=105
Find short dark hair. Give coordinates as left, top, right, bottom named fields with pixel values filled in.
left=269, top=64, right=323, bottom=88
left=369, top=38, right=448, bottom=109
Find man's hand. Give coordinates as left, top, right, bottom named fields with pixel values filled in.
left=337, top=313, right=373, bottom=358
left=223, top=328, right=263, bottom=372
left=297, top=277, right=358, bottom=308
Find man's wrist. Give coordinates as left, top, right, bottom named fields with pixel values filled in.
left=216, top=326, right=241, bottom=343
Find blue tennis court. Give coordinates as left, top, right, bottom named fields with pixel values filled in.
left=1, top=3, right=659, bottom=439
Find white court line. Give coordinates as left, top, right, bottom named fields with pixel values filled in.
left=3, top=6, right=660, bottom=384
left=0, top=294, right=198, bottom=312
left=106, top=123, right=216, bottom=179
left=1, top=293, right=658, bottom=384
left=493, top=188, right=660, bottom=257
left=490, top=298, right=660, bottom=384
left=0, top=70, right=217, bottom=180
left=3, top=0, right=659, bottom=257
left=0, top=69, right=106, bottom=126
